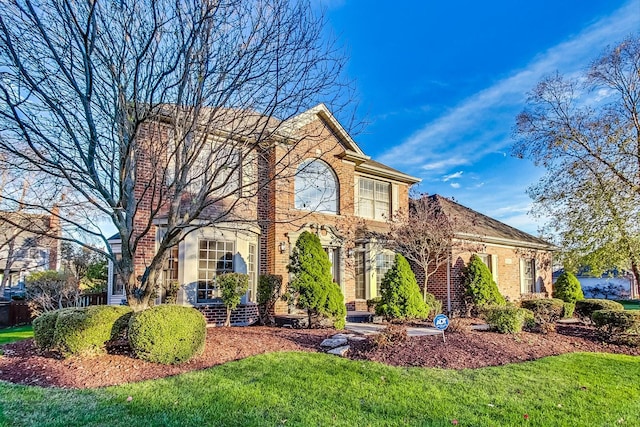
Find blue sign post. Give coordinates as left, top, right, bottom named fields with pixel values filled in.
left=433, top=314, right=450, bottom=343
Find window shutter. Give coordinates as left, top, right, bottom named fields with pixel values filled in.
left=391, top=183, right=399, bottom=217
left=354, top=176, right=360, bottom=216
left=519, top=258, right=526, bottom=294
left=491, top=254, right=498, bottom=284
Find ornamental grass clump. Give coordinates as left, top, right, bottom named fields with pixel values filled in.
left=128, top=305, right=206, bottom=364
left=376, top=254, right=429, bottom=320
left=464, top=254, right=506, bottom=310
left=552, top=271, right=584, bottom=303
left=287, top=231, right=346, bottom=329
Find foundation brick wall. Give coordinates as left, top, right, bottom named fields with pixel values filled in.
left=197, top=303, right=260, bottom=326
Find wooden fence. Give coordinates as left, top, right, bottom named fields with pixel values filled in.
left=0, top=292, right=108, bottom=327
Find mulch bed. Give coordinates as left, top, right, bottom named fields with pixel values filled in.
left=0, top=321, right=638, bottom=389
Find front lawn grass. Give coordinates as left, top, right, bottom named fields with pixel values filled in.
left=618, top=300, right=640, bottom=310
left=0, top=325, right=33, bottom=345
left=1, top=351, right=639, bottom=426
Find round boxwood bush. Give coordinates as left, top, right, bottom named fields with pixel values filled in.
left=53, top=305, right=133, bottom=357
left=32, top=308, right=73, bottom=350
left=520, top=298, right=565, bottom=325
left=128, top=305, right=206, bottom=364
left=552, top=271, right=584, bottom=303
left=575, top=299, right=624, bottom=322
left=592, top=309, right=640, bottom=339
left=480, top=305, right=532, bottom=334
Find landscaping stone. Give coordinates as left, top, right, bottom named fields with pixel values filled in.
left=327, top=345, right=350, bottom=357
left=320, top=338, right=348, bottom=348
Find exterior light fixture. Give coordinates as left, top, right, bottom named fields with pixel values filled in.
left=279, top=242, right=287, bottom=253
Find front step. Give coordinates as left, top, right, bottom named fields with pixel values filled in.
left=346, top=311, right=374, bottom=323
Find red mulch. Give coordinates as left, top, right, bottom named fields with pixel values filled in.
left=1, top=322, right=638, bottom=389
left=349, top=321, right=640, bottom=368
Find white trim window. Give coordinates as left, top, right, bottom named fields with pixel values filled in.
left=357, top=177, right=390, bottom=220
left=197, top=240, right=235, bottom=302
left=375, top=250, right=395, bottom=295
left=520, top=258, right=536, bottom=294
left=247, top=243, right=257, bottom=302
left=294, top=159, right=338, bottom=214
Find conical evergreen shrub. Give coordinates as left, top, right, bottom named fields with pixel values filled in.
left=376, top=254, right=429, bottom=320
left=552, top=271, right=584, bottom=303
left=287, top=231, right=346, bottom=329
left=464, top=254, right=506, bottom=307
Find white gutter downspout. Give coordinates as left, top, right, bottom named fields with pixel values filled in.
left=446, top=255, right=451, bottom=314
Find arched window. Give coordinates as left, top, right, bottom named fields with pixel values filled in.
left=294, top=159, right=338, bottom=214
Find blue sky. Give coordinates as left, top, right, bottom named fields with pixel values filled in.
left=321, top=0, right=640, bottom=235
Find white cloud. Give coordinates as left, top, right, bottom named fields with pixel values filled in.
left=378, top=1, right=640, bottom=174
left=450, top=182, right=461, bottom=189
left=442, top=171, right=463, bottom=181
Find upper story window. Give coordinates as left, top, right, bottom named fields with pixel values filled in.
left=357, top=177, right=390, bottom=220
left=294, top=159, right=338, bottom=214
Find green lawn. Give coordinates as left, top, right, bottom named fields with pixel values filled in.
left=0, top=325, right=33, bottom=345
left=1, top=351, right=639, bottom=426
left=618, top=300, right=640, bottom=310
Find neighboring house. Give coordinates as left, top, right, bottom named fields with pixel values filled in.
left=107, top=104, right=420, bottom=324
left=0, top=211, right=61, bottom=298
left=418, top=196, right=556, bottom=313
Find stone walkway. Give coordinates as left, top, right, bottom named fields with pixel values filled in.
left=344, top=322, right=442, bottom=337
left=320, top=323, right=444, bottom=357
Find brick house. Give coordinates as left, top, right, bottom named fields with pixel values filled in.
left=106, top=105, right=555, bottom=323
left=417, top=195, right=556, bottom=314
left=107, top=104, right=420, bottom=324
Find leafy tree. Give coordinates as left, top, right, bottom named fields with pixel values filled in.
left=257, top=274, right=283, bottom=325
left=217, top=273, right=249, bottom=327
left=60, top=243, right=108, bottom=292
left=287, top=231, right=346, bottom=329
left=513, top=36, right=640, bottom=296
left=0, top=0, right=351, bottom=310
left=376, top=254, right=429, bottom=320
left=464, top=254, right=506, bottom=308
left=388, top=194, right=478, bottom=302
left=25, top=270, right=79, bottom=316
left=552, top=271, right=584, bottom=303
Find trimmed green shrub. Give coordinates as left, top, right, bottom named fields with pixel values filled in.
left=592, top=309, right=640, bottom=339
left=218, top=273, right=249, bottom=327
left=552, top=271, right=584, bottom=303
left=376, top=254, right=429, bottom=320
left=257, top=274, right=283, bottom=325
left=288, top=231, right=346, bottom=329
left=575, top=299, right=624, bottom=321
left=464, top=255, right=506, bottom=308
left=520, top=298, right=564, bottom=325
left=424, top=292, right=443, bottom=319
left=53, top=306, right=133, bottom=357
left=32, top=308, right=71, bottom=350
left=563, top=302, right=576, bottom=319
left=481, top=305, right=531, bottom=334
left=128, top=305, right=206, bottom=364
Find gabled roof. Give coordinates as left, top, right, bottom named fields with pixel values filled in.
left=286, top=104, right=421, bottom=185
left=429, top=195, right=556, bottom=250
